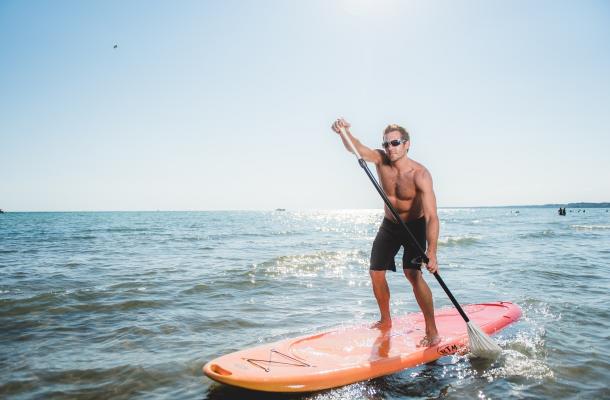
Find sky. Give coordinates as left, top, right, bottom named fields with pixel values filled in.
left=1, top=0, right=609, bottom=211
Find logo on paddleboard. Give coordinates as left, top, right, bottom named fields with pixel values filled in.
left=437, top=343, right=459, bottom=356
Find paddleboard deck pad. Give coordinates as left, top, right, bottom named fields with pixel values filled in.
left=203, top=301, right=521, bottom=392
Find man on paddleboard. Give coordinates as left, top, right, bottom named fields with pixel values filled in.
left=331, top=118, right=440, bottom=347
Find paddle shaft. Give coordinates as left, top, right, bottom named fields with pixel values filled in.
left=339, top=128, right=470, bottom=323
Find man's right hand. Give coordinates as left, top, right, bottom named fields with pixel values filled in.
left=330, top=117, right=381, bottom=164
left=331, top=118, right=351, bottom=134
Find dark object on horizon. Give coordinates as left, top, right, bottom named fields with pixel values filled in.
left=0, top=209, right=4, bottom=214
left=558, top=207, right=566, bottom=216
left=113, top=44, right=118, bottom=49
left=275, top=208, right=286, bottom=212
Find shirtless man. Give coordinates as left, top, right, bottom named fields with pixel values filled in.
left=331, top=118, right=440, bottom=346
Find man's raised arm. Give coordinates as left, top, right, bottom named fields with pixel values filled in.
left=331, top=118, right=382, bottom=164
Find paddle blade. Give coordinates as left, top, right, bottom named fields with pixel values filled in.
left=467, top=321, right=502, bottom=359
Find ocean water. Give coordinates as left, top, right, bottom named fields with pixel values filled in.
left=0, top=208, right=609, bottom=399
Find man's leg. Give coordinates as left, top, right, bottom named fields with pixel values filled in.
left=404, top=269, right=439, bottom=344
left=370, top=270, right=391, bottom=327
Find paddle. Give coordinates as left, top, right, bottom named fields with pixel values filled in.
left=338, top=127, right=502, bottom=358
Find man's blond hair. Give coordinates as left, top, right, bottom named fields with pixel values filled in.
left=383, top=124, right=410, bottom=141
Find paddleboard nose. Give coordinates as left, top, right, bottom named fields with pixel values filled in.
left=205, top=362, right=233, bottom=378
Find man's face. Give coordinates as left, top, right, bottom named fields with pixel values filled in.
left=383, top=130, right=409, bottom=162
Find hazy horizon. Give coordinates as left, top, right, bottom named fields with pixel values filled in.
left=3, top=202, right=608, bottom=213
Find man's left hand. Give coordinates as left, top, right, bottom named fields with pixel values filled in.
left=425, top=253, right=438, bottom=274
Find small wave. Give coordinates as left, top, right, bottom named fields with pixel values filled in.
left=69, top=235, right=97, bottom=240
left=480, top=349, right=554, bottom=380
left=0, top=291, right=67, bottom=316
left=109, top=282, right=145, bottom=289
left=21, top=364, right=177, bottom=399
left=519, top=230, right=557, bottom=239
left=20, top=249, right=39, bottom=254
left=201, top=316, right=265, bottom=329
left=206, top=231, right=301, bottom=241
left=254, top=250, right=368, bottom=280
left=64, top=261, right=82, bottom=268
left=571, top=224, right=610, bottom=231
left=167, top=235, right=206, bottom=243
left=104, top=227, right=151, bottom=233
left=111, top=325, right=157, bottom=338
left=438, top=235, right=481, bottom=246
left=439, top=208, right=477, bottom=214
left=0, top=249, right=18, bottom=254
left=181, top=283, right=211, bottom=295
left=74, top=299, right=168, bottom=313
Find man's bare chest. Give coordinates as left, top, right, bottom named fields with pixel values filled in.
left=378, top=168, right=418, bottom=200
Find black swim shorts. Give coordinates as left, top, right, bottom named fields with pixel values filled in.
left=370, top=217, right=427, bottom=271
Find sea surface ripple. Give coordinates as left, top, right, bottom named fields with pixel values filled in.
left=1, top=208, right=609, bottom=399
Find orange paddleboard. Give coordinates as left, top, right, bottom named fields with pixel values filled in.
left=203, top=302, right=521, bottom=392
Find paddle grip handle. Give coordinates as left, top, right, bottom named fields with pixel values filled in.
left=338, top=127, right=363, bottom=160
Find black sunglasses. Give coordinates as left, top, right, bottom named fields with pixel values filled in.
left=382, top=139, right=405, bottom=148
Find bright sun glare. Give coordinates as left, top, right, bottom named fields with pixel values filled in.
left=341, top=0, right=399, bottom=17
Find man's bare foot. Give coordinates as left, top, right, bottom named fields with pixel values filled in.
left=371, top=319, right=392, bottom=330
left=417, top=335, right=441, bottom=347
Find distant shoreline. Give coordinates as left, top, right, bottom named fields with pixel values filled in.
left=495, top=202, right=610, bottom=209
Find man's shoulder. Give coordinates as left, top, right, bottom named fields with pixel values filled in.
left=410, top=160, right=432, bottom=181
left=408, top=158, right=428, bottom=172
left=375, top=149, right=391, bottom=165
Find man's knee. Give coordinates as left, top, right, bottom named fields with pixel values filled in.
left=403, top=268, right=421, bottom=284
left=369, top=269, right=387, bottom=283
